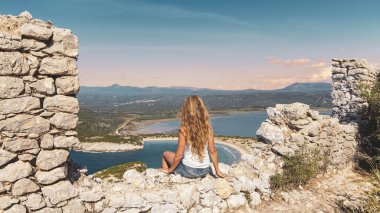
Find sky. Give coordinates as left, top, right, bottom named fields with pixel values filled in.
left=1, top=0, right=380, bottom=90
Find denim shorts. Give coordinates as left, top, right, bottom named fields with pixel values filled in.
left=174, top=161, right=211, bottom=179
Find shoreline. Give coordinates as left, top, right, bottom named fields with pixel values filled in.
left=121, top=108, right=330, bottom=135
left=72, top=136, right=250, bottom=156
left=73, top=142, right=143, bottom=153
left=143, top=136, right=250, bottom=155
left=120, top=110, right=266, bottom=135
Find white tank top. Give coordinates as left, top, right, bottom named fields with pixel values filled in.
left=182, top=141, right=210, bottom=168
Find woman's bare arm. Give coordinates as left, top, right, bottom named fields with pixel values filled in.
left=167, top=130, right=186, bottom=173
left=208, top=129, right=224, bottom=178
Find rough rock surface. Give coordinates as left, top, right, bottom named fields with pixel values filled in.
left=43, top=95, right=79, bottom=113
left=36, top=149, right=69, bottom=170
left=11, top=178, right=40, bottom=196
left=0, top=12, right=81, bottom=213
left=256, top=102, right=359, bottom=169
left=0, top=161, right=33, bottom=182
left=24, top=193, right=46, bottom=210
left=0, top=150, right=17, bottom=167
left=3, top=138, right=39, bottom=152
left=0, top=114, right=50, bottom=136
left=0, top=76, right=24, bottom=98
left=35, top=165, right=68, bottom=185
left=257, top=169, right=373, bottom=212
left=0, top=97, right=40, bottom=115
left=41, top=181, right=78, bottom=205
left=256, top=120, right=284, bottom=144
left=331, top=59, right=380, bottom=122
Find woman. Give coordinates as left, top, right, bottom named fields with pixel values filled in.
left=160, top=95, right=224, bottom=178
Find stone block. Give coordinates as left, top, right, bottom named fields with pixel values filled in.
left=0, top=52, right=29, bottom=75
left=21, top=23, right=52, bottom=41
left=35, top=165, right=68, bottom=185
left=0, top=97, right=40, bottom=115
left=0, top=114, right=50, bottom=136
left=3, top=138, right=39, bottom=152
left=55, top=76, right=80, bottom=95
left=39, top=56, right=77, bottom=76
left=0, top=76, right=24, bottom=98
left=0, top=161, right=33, bottom=182
left=36, top=149, right=69, bottom=171
left=49, top=112, right=78, bottom=130
left=41, top=181, right=78, bottom=205
left=44, top=95, right=79, bottom=113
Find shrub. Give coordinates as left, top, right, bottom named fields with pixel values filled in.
left=93, top=161, right=147, bottom=179
left=270, top=148, right=323, bottom=190
left=360, top=78, right=380, bottom=159
left=359, top=77, right=380, bottom=212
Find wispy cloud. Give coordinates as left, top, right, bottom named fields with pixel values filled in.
left=116, top=0, right=256, bottom=28
left=267, top=57, right=311, bottom=67
left=307, top=66, right=332, bottom=82
left=310, top=61, right=326, bottom=68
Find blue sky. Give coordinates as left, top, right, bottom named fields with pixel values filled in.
left=1, top=0, right=379, bottom=89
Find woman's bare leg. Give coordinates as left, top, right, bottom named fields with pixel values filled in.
left=161, top=151, right=175, bottom=170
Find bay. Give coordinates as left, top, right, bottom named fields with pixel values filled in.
left=71, top=140, right=241, bottom=174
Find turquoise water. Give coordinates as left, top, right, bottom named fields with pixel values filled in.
left=139, top=111, right=331, bottom=137
left=70, top=140, right=241, bottom=174
left=138, top=111, right=268, bottom=137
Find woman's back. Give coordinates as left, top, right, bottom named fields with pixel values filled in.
left=160, top=95, right=224, bottom=178
left=182, top=141, right=210, bottom=168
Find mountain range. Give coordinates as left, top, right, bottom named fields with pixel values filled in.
left=79, top=82, right=331, bottom=96
left=77, top=82, right=333, bottom=115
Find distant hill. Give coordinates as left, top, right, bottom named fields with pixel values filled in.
left=281, top=83, right=331, bottom=92
left=79, top=84, right=221, bottom=96
left=79, top=82, right=330, bottom=96
left=77, top=82, right=333, bottom=114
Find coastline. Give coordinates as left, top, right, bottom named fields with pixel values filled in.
left=72, top=136, right=251, bottom=156
left=143, top=136, right=250, bottom=155
left=73, top=142, right=143, bottom=153
left=119, top=109, right=266, bottom=135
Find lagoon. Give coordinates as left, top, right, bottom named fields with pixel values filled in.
left=137, top=110, right=331, bottom=137
left=137, top=111, right=268, bottom=137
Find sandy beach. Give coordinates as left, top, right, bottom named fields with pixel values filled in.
left=73, top=142, right=143, bottom=153
left=143, top=136, right=250, bottom=155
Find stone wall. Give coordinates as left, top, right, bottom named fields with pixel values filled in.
left=331, top=59, right=379, bottom=122
left=256, top=59, right=379, bottom=169
left=0, top=12, right=81, bottom=212
left=256, top=102, right=358, bottom=169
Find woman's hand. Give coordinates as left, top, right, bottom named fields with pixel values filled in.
left=216, top=170, right=225, bottom=178
left=160, top=168, right=173, bottom=174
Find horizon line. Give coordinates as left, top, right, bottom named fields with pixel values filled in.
left=78, top=81, right=332, bottom=91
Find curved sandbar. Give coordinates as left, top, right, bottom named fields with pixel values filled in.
left=73, top=142, right=143, bottom=153
left=143, top=136, right=249, bottom=155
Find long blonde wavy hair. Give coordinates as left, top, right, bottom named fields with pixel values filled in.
left=179, top=95, right=212, bottom=159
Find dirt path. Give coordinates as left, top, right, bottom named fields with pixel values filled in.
left=114, top=118, right=135, bottom=136
left=256, top=168, right=373, bottom=213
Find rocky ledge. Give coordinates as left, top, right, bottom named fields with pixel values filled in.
left=70, top=139, right=281, bottom=213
